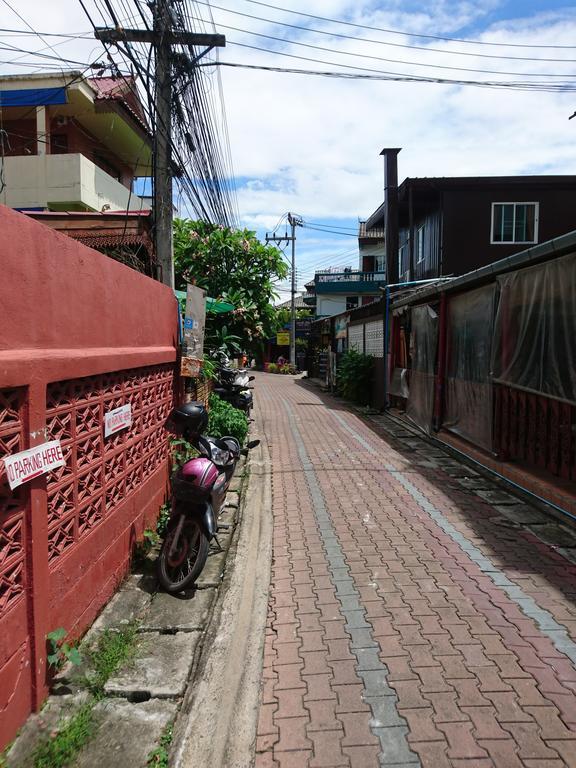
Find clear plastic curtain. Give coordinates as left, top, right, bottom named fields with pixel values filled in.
left=444, top=285, right=496, bottom=450
left=493, top=252, right=576, bottom=404
left=407, top=304, right=438, bottom=433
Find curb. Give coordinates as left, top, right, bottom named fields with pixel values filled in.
left=170, top=425, right=272, bottom=767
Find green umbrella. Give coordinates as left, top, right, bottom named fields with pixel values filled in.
left=174, top=290, right=234, bottom=314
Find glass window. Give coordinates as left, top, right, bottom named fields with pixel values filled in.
left=491, top=203, right=538, bottom=244
left=416, top=225, right=425, bottom=263
left=398, top=243, right=409, bottom=282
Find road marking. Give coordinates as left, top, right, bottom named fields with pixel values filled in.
left=329, top=409, right=576, bottom=667
left=283, top=402, right=421, bottom=768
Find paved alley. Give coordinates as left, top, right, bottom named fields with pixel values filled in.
left=254, top=373, right=576, bottom=768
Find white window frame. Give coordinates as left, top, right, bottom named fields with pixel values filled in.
left=398, top=242, right=409, bottom=282
left=490, top=202, right=539, bottom=245
left=416, top=225, right=425, bottom=264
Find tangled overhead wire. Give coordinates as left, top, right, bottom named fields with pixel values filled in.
left=77, top=0, right=239, bottom=227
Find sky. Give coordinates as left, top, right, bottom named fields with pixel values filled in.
left=2, top=0, right=576, bottom=300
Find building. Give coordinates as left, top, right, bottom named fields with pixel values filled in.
left=365, top=148, right=576, bottom=285
left=0, top=71, right=152, bottom=213
left=310, top=222, right=386, bottom=318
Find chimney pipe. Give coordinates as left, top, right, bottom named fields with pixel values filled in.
left=380, top=148, right=401, bottom=285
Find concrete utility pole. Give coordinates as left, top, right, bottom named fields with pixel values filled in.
left=153, top=0, right=174, bottom=289
left=95, top=4, right=225, bottom=288
left=266, top=213, right=302, bottom=368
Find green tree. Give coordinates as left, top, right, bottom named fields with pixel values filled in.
left=174, top=219, right=288, bottom=352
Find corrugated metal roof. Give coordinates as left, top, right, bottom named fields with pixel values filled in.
left=275, top=294, right=309, bottom=310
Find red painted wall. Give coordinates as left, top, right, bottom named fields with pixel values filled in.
left=0, top=205, right=178, bottom=749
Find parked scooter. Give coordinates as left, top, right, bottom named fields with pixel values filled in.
left=213, top=360, right=255, bottom=415
left=157, top=401, right=259, bottom=592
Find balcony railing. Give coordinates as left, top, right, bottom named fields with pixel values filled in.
left=0, top=154, right=145, bottom=212
left=314, top=270, right=387, bottom=294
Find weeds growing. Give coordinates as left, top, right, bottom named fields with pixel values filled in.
left=32, top=704, right=93, bottom=768
left=31, top=623, right=139, bottom=768
left=147, top=723, right=173, bottom=767
left=82, top=623, right=139, bottom=698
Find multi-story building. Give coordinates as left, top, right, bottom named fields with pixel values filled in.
left=365, top=148, right=576, bottom=285
left=311, top=222, right=386, bottom=318
left=0, top=71, right=152, bottom=213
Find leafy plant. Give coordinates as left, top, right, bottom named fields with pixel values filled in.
left=267, top=363, right=278, bottom=373
left=33, top=703, right=93, bottom=768
left=147, top=723, right=173, bottom=767
left=173, top=219, right=288, bottom=354
left=170, top=436, right=198, bottom=468
left=156, top=503, right=171, bottom=538
left=206, top=324, right=242, bottom=358
left=46, top=629, right=82, bottom=671
left=336, top=350, right=374, bottom=405
left=207, top=394, right=248, bottom=446
left=201, top=357, right=217, bottom=381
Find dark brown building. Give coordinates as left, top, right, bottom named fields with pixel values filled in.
left=365, top=149, right=576, bottom=284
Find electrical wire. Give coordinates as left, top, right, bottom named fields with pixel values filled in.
left=210, top=57, right=576, bottom=92
left=0, top=0, right=78, bottom=68
left=301, top=223, right=359, bottom=237
left=230, top=0, right=576, bottom=51
left=84, top=0, right=239, bottom=227
left=191, top=0, right=576, bottom=68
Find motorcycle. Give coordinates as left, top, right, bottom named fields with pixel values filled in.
left=214, top=366, right=255, bottom=415
left=157, top=401, right=259, bottom=592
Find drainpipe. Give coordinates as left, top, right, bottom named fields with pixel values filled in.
left=383, top=286, right=391, bottom=408
left=408, top=183, right=414, bottom=280
left=433, top=292, right=448, bottom=431
left=381, top=148, right=401, bottom=285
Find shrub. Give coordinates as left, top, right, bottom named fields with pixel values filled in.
left=208, top=394, right=249, bottom=445
left=336, top=350, right=374, bottom=405
left=267, top=363, right=278, bottom=373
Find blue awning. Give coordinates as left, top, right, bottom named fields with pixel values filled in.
left=0, top=87, right=67, bottom=107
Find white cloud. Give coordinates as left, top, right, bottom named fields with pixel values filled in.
left=3, top=0, right=576, bottom=275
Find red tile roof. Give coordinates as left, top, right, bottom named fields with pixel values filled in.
left=87, top=76, right=148, bottom=130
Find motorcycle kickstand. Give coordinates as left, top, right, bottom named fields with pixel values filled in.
left=212, top=534, right=224, bottom=552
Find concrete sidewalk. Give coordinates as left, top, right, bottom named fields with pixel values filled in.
left=253, top=372, right=576, bottom=768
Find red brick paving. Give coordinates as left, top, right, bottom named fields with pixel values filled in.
left=254, top=373, right=576, bottom=767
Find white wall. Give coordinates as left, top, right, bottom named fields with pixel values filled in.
left=359, top=242, right=386, bottom=272
left=0, top=154, right=144, bottom=212
left=317, top=295, right=347, bottom=317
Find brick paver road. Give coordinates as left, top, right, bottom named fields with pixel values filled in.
left=253, top=373, right=576, bottom=768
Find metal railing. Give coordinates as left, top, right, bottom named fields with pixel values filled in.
left=315, top=271, right=387, bottom=283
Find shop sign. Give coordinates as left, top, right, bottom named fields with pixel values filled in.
left=3, top=440, right=66, bottom=490
left=104, top=404, right=132, bottom=438
left=276, top=331, right=290, bottom=346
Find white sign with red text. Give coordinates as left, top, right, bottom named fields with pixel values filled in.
left=3, top=441, right=66, bottom=490
left=104, top=404, right=132, bottom=438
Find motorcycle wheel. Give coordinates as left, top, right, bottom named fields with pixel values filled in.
left=157, top=517, right=209, bottom=592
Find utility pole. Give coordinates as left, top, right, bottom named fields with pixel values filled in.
left=266, top=212, right=302, bottom=368
left=95, top=4, right=225, bottom=288
left=153, top=0, right=174, bottom=289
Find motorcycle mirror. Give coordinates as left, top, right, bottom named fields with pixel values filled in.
left=247, top=439, right=260, bottom=449
left=249, top=375, right=255, bottom=381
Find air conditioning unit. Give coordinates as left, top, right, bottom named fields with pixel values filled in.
left=55, top=116, right=68, bottom=127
